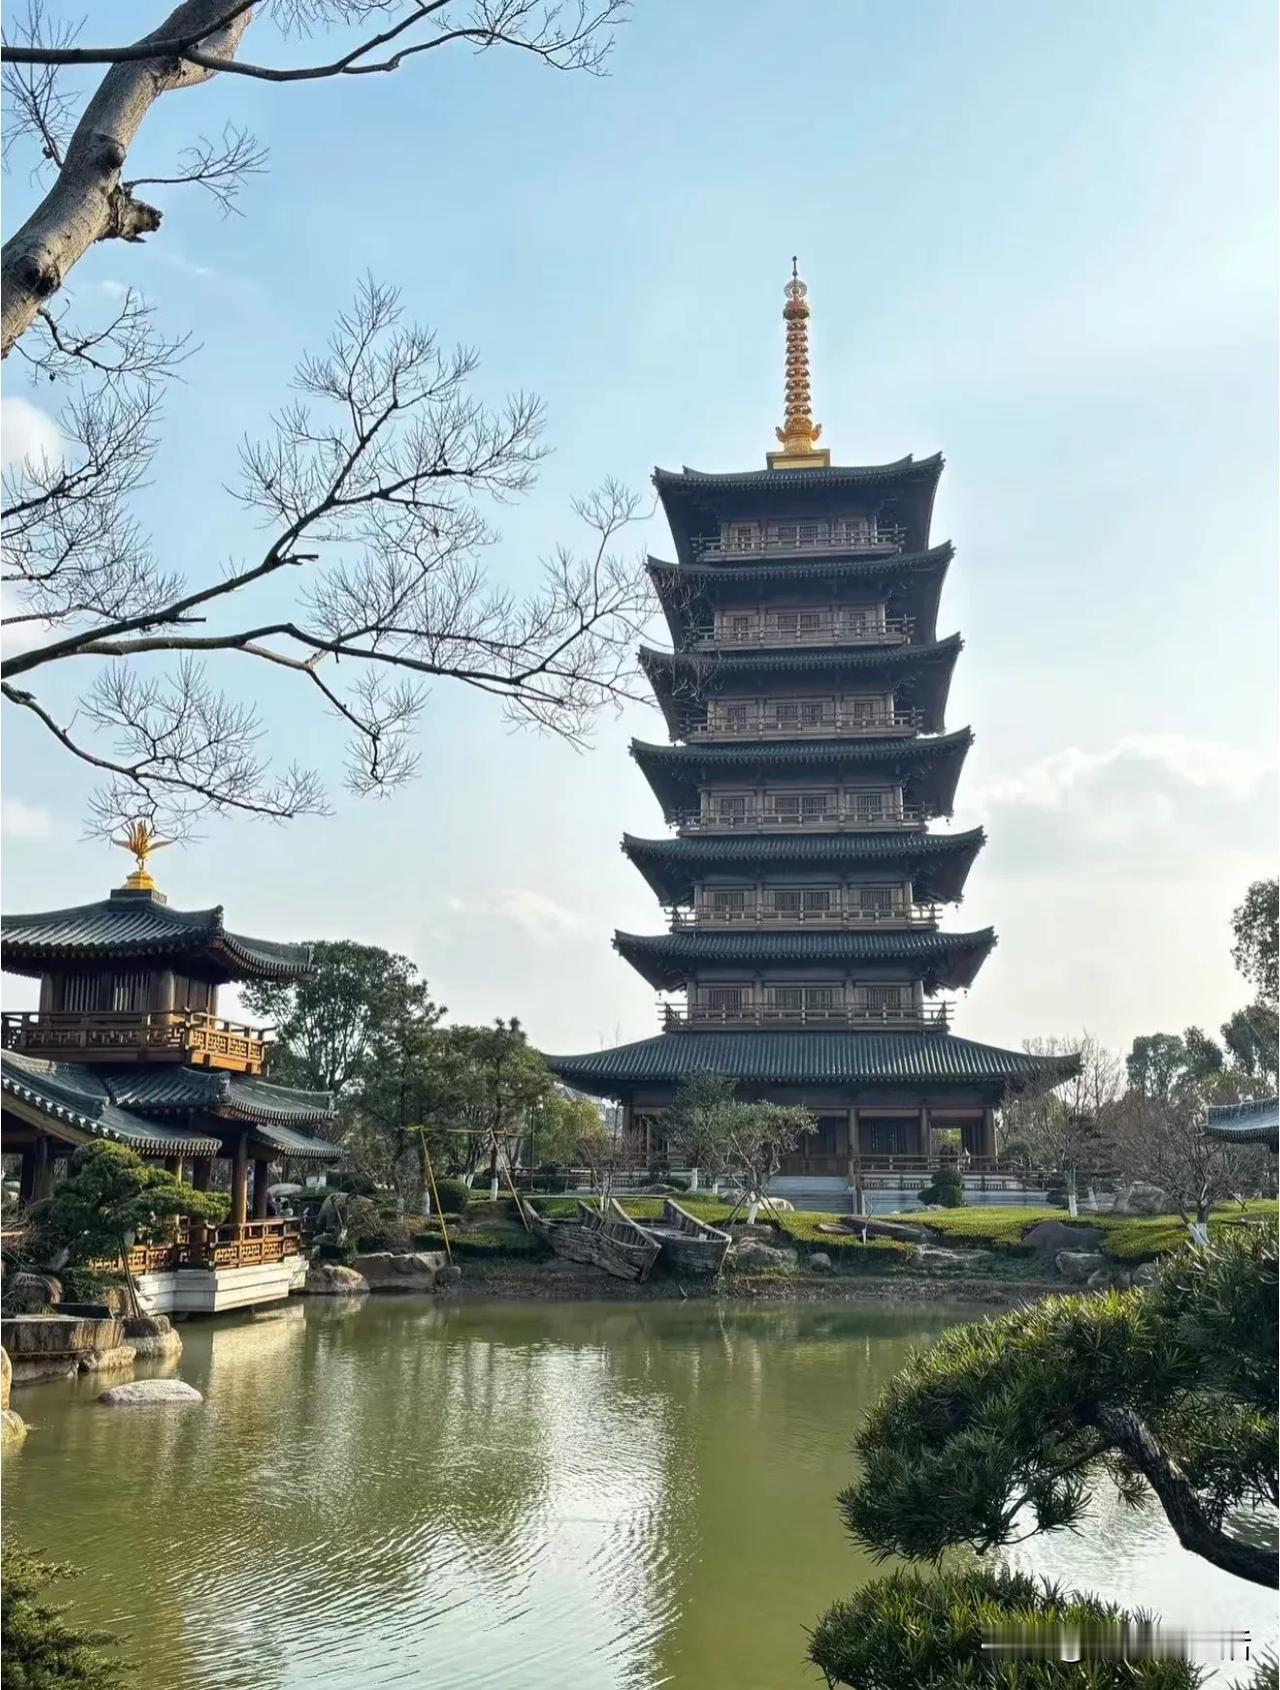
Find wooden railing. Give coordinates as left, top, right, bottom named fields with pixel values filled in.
left=107, top=1218, right=302, bottom=1276
left=677, top=805, right=927, bottom=834
left=670, top=904, right=938, bottom=930
left=692, top=527, right=906, bottom=561
left=688, top=708, right=922, bottom=741
left=691, top=615, right=914, bottom=649
left=2, top=1010, right=268, bottom=1073
left=663, top=1002, right=950, bottom=1031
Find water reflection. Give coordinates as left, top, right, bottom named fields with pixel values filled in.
left=3, top=1298, right=1273, bottom=1690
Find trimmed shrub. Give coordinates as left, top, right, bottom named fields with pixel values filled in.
left=413, top=1228, right=548, bottom=1261
left=314, top=1238, right=357, bottom=1266
left=919, top=1165, right=965, bottom=1207
left=810, top=1565, right=1201, bottom=1689
left=430, top=1176, right=471, bottom=1216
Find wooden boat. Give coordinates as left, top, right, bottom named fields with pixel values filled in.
left=525, top=1198, right=661, bottom=1283
left=645, top=1198, right=732, bottom=1277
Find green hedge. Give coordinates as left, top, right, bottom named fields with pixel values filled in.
left=904, top=1202, right=1279, bottom=1264
left=413, top=1228, right=550, bottom=1260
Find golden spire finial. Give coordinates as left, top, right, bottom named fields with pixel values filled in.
left=768, top=257, right=829, bottom=469
left=113, top=821, right=171, bottom=893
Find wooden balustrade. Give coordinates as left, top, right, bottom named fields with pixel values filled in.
left=677, top=805, right=927, bottom=834
left=692, top=527, right=906, bottom=560
left=97, top=1218, right=302, bottom=1277
left=691, top=616, right=914, bottom=649
left=687, top=709, right=922, bottom=741
left=670, top=904, right=938, bottom=929
left=1, top=1009, right=268, bottom=1073
left=663, top=1002, right=950, bottom=1031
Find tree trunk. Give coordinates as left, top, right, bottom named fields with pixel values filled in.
left=1, top=1, right=254, bottom=355
left=118, top=1233, right=142, bottom=1321
left=1066, top=1166, right=1078, bottom=1219
left=1092, top=1402, right=1277, bottom=1587
left=488, top=1137, right=499, bottom=1203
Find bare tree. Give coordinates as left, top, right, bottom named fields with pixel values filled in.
left=1107, top=1089, right=1258, bottom=1234
left=999, top=1033, right=1118, bottom=1214
left=3, top=277, right=651, bottom=835
left=1, top=0, right=628, bottom=355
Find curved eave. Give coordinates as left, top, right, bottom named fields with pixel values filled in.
left=545, top=1031, right=1078, bottom=1101
left=620, top=827, right=985, bottom=907
left=646, top=542, right=953, bottom=648
left=613, top=927, right=996, bottom=992
left=630, top=729, right=974, bottom=821
left=638, top=635, right=961, bottom=739
left=1, top=1057, right=222, bottom=1158
left=653, top=455, right=945, bottom=564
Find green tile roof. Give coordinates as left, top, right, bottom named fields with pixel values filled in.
left=104, top=1068, right=336, bottom=1127
left=614, top=927, right=995, bottom=991
left=639, top=636, right=960, bottom=738
left=630, top=730, right=973, bottom=820
left=1204, top=1097, right=1278, bottom=1148
left=1, top=1051, right=222, bottom=1156
left=621, top=827, right=984, bottom=906
left=545, top=1029, right=1078, bottom=1096
left=1, top=889, right=313, bottom=983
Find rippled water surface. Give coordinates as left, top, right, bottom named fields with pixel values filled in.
left=4, top=1297, right=1273, bottom=1689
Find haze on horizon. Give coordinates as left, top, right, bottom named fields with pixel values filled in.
left=2, top=0, right=1276, bottom=1069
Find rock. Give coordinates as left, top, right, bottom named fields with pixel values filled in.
left=79, top=1345, right=137, bottom=1373
left=302, top=1264, right=369, bottom=1296
left=733, top=1242, right=796, bottom=1270
left=1, top=1346, right=10, bottom=1412
left=2, top=1313, right=124, bottom=1381
left=98, top=1379, right=202, bottom=1407
left=435, top=1264, right=463, bottom=1286
left=354, top=1251, right=448, bottom=1293
left=1, top=1408, right=27, bottom=1445
left=843, top=1215, right=930, bottom=1244
left=1024, top=1220, right=1105, bottom=1255
left=1055, top=1249, right=1107, bottom=1283
left=808, top=1251, right=834, bottom=1273
left=1131, top=1261, right=1159, bottom=1287
left=122, top=1314, right=172, bottom=1338
left=6, top=1272, right=62, bottom=1312
left=914, top=1245, right=993, bottom=1267
left=129, top=1330, right=183, bottom=1360
left=1113, top=1182, right=1168, bottom=1217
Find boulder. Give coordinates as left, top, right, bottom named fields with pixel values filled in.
left=98, top=1378, right=202, bottom=1407
left=808, top=1251, right=834, bottom=1273
left=1024, top=1220, right=1105, bottom=1255
left=353, top=1251, right=448, bottom=1293
left=1086, top=1268, right=1132, bottom=1291
left=302, top=1264, right=369, bottom=1296
left=915, top=1245, right=994, bottom=1267
left=79, top=1345, right=137, bottom=1373
left=1, top=1408, right=27, bottom=1445
left=2, top=1313, right=124, bottom=1383
left=841, top=1215, right=930, bottom=1244
left=435, top=1264, right=463, bottom=1287
left=1055, top=1250, right=1107, bottom=1283
left=1113, top=1182, right=1168, bottom=1217
left=733, top=1242, right=796, bottom=1271
left=1131, top=1261, right=1159, bottom=1287
left=6, top=1272, right=62, bottom=1312
left=121, top=1314, right=182, bottom=1357
left=122, top=1314, right=172, bottom=1338
left=1, top=1346, right=10, bottom=1412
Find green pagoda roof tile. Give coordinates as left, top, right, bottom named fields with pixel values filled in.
left=614, top=927, right=996, bottom=991
left=1204, top=1097, right=1278, bottom=1148
left=0, top=1050, right=222, bottom=1156
left=639, top=636, right=960, bottom=738
left=630, top=730, right=973, bottom=820
left=1, top=889, right=313, bottom=984
left=621, top=827, right=984, bottom=906
left=102, top=1068, right=337, bottom=1127
left=545, top=1029, right=1078, bottom=1097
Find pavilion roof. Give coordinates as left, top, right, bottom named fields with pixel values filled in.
left=645, top=543, right=953, bottom=647
left=545, top=1028, right=1078, bottom=1098
left=103, top=1068, right=337, bottom=1128
left=621, top=827, right=984, bottom=906
left=1, top=888, right=313, bottom=984
left=638, top=635, right=960, bottom=739
left=0, top=1050, right=222, bottom=1157
left=614, top=927, right=995, bottom=992
left=630, top=729, right=973, bottom=820
left=1204, top=1097, right=1278, bottom=1149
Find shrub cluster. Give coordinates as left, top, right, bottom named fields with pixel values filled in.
left=429, top=1176, right=471, bottom=1216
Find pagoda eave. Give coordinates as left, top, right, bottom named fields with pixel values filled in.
left=613, top=927, right=997, bottom=993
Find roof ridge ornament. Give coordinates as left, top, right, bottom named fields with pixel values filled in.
left=112, top=820, right=171, bottom=895
left=767, top=258, right=831, bottom=470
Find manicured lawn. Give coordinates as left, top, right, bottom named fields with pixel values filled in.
left=903, top=1200, right=1278, bottom=1263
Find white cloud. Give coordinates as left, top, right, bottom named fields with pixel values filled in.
left=971, top=735, right=1273, bottom=811
left=444, top=887, right=583, bottom=942
left=1, top=798, right=60, bottom=841
left=1, top=397, right=61, bottom=473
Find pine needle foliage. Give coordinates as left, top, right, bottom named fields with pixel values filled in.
left=840, top=1226, right=1277, bottom=1586
left=808, top=1565, right=1202, bottom=1689
left=1, top=1545, right=128, bottom=1689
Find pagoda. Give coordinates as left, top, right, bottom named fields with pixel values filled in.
left=547, top=264, right=1075, bottom=1205
left=0, top=827, right=336, bottom=1307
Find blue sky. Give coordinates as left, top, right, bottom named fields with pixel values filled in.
left=2, top=0, right=1276, bottom=1059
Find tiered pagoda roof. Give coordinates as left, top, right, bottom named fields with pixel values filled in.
left=614, top=927, right=996, bottom=992
left=621, top=828, right=984, bottom=907
left=2, top=1049, right=223, bottom=1158
left=1, top=889, right=312, bottom=983
left=630, top=729, right=974, bottom=821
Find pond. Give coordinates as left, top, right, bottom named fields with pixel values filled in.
left=3, top=1297, right=1273, bottom=1689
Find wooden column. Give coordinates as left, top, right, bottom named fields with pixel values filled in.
left=252, top=1158, right=270, bottom=1220
left=230, top=1135, right=249, bottom=1227
left=191, top=1157, right=213, bottom=1191
left=980, top=1106, right=997, bottom=1160
left=918, top=1104, right=931, bottom=1158
left=847, top=1106, right=860, bottom=1189
left=163, top=1155, right=184, bottom=1178
left=32, top=1135, right=52, bottom=1201
left=18, top=1143, right=37, bottom=1203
